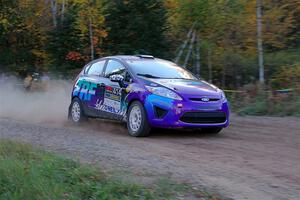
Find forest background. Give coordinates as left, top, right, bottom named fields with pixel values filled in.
left=1, top=0, right=299, bottom=115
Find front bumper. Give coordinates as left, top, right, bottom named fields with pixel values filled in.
left=144, top=94, right=230, bottom=128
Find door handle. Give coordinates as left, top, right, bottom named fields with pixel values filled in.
left=97, top=83, right=105, bottom=87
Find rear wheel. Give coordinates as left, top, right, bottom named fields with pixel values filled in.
left=201, top=127, right=223, bottom=134
left=69, top=98, right=87, bottom=123
left=127, top=101, right=151, bottom=137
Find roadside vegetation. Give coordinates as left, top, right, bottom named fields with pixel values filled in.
left=227, top=63, right=300, bottom=116
left=227, top=88, right=300, bottom=117
left=0, top=140, right=224, bottom=200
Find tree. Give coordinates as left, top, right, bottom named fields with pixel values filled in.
left=166, top=0, right=300, bottom=88
left=104, top=0, right=170, bottom=58
left=46, top=0, right=107, bottom=73
left=165, top=0, right=242, bottom=84
left=256, top=0, right=264, bottom=84
left=74, top=0, right=106, bottom=60
left=0, top=0, right=50, bottom=72
left=47, top=3, right=84, bottom=72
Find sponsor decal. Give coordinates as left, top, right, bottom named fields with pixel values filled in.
left=95, top=99, right=103, bottom=110
left=125, top=85, right=131, bottom=93
left=104, top=98, right=120, bottom=111
left=102, top=86, right=122, bottom=114
left=105, top=92, right=120, bottom=101
left=95, top=85, right=126, bottom=116
left=95, top=99, right=126, bottom=116
left=73, top=79, right=97, bottom=101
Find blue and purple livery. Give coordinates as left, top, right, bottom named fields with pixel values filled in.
left=69, top=55, right=229, bottom=137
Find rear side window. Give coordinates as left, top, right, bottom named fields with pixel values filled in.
left=83, top=64, right=91, bottom=74
left=104, top=60, right=126, bottom=77
left=87, top=60, right=106, bottom=76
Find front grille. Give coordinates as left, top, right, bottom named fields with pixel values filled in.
left=189, top=98, right=220, bottom=102
left=180, top=112, right=226, bottom=124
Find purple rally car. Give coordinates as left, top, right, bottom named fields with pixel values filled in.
left=69, top=55, right=230, bottom=137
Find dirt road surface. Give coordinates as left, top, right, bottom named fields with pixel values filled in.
left=0, top=115, right=299, bottom=200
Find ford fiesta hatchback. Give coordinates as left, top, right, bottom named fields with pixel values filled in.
left=69, top=55, right=230, bottom=137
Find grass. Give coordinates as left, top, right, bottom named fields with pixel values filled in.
left=236, top=95, right=300, bottom=117
left=0, top=140, right=191, bottom=200
left=0, top=140, right=227, bottom=200
left=237, top=99, right=300, bottom=117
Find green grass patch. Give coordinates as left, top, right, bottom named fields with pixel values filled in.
left=0, top=140, right=227, bottom=199
left=0, top=140, right=190, bottom=200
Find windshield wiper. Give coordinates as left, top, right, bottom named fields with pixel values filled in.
left=137, top=73, right=161, bottom=79
left=166, top=77, right=197, bottom=80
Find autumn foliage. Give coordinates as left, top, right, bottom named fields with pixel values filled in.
left=0, top=0, right=299, bottom=90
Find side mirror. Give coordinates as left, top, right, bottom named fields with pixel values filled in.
left=109, top=74, right=125, bottom=87
left=109, top=74, right=124, bottom=82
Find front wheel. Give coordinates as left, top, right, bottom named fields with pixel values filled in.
left=201, top=127, right=223, bottom=134
left=127, top=101, right=151, bottom=137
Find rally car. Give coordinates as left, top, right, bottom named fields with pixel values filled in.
left=69, top=55, right=229, bottom=137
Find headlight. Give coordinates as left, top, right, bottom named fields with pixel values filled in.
left=220, top=90, right=226, bottom=100
left=145, top=86, right=182, bottom=100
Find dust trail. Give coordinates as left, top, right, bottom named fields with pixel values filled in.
left=0, top=76, right=72, bottom=124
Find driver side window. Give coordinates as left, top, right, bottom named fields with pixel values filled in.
left=105, top=60, right=126, bottom=77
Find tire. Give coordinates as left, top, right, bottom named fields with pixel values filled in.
left=69, top=98, right=87, bottom=123
left=201, top=127, right=223, bottom=134
left=127, top=101, right=151, bottom=137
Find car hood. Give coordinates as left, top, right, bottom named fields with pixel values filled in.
left=145, top=78, right=222, bottom=98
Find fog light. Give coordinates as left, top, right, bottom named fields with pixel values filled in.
left=177, top=103, right=183, bottom=108
left=154, top=106, right=168, bottom=119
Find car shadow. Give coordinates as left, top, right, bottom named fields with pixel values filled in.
left=75, top=119, right=225, bottom=139
left=149, top=128, right=225, bottom=139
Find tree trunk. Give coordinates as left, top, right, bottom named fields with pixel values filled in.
left=50, top=0, right=57, bottom=27
left=183, top=31, right=196, bottom=68
left=89, top=18, right=94, bottom=60
left=195, top=34, right=201, bottom=78
left=174, top=22, right=196, bottom=64
left=256, top=0, right=264, bottom=84
left=61, top=0, right=66, bottom=24
left=222, top=64, right=226, bottom=88
left=208, top=47, right=212, bottom=83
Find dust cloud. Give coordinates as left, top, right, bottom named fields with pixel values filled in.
left=0, top=76, right=72, bottom=124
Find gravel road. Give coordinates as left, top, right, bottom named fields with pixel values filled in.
left=0, top=115, right=299, bottom=200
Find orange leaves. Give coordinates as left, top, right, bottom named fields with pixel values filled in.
left=66, top=51, right=82, bottom=61
left=98, top=29, right=108, bottom=38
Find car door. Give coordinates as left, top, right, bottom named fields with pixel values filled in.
left=100, top=59, right=130, bottom=120
left=79, top=59, right=107, bottom=117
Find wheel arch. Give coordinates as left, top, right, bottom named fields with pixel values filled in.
left=126, top=98, right=143, bottom=114
left=72, top=95, right=80, bottom=101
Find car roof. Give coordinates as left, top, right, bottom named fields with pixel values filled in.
left=105, top=55, right=155, bottom=62
left=87, top=55, right=175, bottom=69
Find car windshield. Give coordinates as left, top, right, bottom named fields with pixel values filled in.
left=127, top=59, right=197, bottom=80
